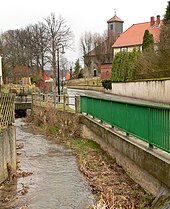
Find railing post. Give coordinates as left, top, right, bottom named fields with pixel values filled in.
left=75, top=96, right=80, bottom=113
left=66, top=95, right=69, bottom=111
left=63, top=94, right=66, bottom=111
left=148, top=143, right=153, bottom=149
left=31, top=94, right=34, bottom=116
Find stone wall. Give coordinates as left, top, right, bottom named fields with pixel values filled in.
left=0, top=126, right=16, bottom=184
left=111, top=80, right=170, bottom=104
left=81, top=116, right=170, bottom=196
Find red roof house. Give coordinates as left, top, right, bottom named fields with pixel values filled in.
left=112, top=15, right=162, bottom=55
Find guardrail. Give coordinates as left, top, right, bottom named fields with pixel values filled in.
left=0, top=93, right=15, bottom=129
left=15, top=93, right=32, bottom=103
left=80, top=95, right=170, bottom=153
left=32, top=93, right=80, bottom=113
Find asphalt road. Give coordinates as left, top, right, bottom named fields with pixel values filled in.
left=67, top=88, right=170, bottom=108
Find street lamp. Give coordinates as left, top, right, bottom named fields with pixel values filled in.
left=57, top=44, right=65, bottom=101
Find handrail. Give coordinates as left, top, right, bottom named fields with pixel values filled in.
left=80, top=95, right=170, bottom=153
left=32, top=93, right=80, bottom=113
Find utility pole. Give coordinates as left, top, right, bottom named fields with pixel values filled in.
left=57, top=44, right=65, bottom=102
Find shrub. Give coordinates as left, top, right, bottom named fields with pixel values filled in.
left=102, top=79, right=112, bottom=90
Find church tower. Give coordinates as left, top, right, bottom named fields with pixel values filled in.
left=107, top=12, right=124, bottom=39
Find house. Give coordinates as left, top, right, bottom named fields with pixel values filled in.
left=6, top=65, right=34, bottom=84
left=84, top=13, right=124, bottom=79
left=39, top=69, right=52, bottom=81
left=112, top=15, right=161, bottom=55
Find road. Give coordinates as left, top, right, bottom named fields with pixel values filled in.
left=67, top=88, right=170, bottom=108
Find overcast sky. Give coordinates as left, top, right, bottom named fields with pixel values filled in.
left=0, top=0, right=168, bottom=64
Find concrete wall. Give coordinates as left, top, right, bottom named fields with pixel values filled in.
left=111, top=80, right=170, bottom=104
left=0, top=126, right=16, bottom=184
left=81, top=116, right=170, bottom=196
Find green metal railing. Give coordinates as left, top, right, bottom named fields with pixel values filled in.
left=80, top=95, right=170, bottom=153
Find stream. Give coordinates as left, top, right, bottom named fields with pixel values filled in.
left=0, top=119, right=94, bottom=209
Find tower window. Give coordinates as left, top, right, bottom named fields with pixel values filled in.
left=110, top=24, right=113, bottom=30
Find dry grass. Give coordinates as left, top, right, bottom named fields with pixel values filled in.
left=68, top=138, right=152, bottom=209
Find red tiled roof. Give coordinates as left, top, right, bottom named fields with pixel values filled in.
left=112, top=21, right=161, bottom=48
left=107, top=15, right=124, bottom=23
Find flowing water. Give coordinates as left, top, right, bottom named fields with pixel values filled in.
left=0, top=119, right=94, bottom=209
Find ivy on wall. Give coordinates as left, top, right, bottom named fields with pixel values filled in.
left=111, top=50, right=139, bottom=82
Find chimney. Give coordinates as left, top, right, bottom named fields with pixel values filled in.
left=156, top=15, right=160, bottom=26
left=150, top=16, right=155, bottom=27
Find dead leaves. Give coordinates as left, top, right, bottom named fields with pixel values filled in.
left=16, top=169, right=33, bottom=178
left=75, top=147, right=151, bottom=209
left=17, top=184, right=29, bottom=196
left=19, top=204, right=28, bottom=209
left=17, top=143, right=24, bottom=149
left=0, top=142, right=33, bottom=206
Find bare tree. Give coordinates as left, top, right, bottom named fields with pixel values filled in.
left=80, top=30, right=115, bottom=77
left=80, top=31, right=94, bottom=76
left=26, top=22, right=48, bottom=72
left=44, top=13, right=73, bottom=102
left=0, top=13, right=73, bottom=85
left=0, top=30, right=20, bottom=81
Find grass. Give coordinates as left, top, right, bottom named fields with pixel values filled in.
left=67, top=138, right=114, bottom=164
left=68, top=138, right=101, bottom=154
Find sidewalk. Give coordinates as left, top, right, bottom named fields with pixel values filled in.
left=67, top=87, right=170, bottom=108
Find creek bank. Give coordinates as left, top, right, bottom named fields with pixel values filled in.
left=26, top=106, right=154, bottom=208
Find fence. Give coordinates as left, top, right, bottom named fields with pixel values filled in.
left=32, top=93, right=80, bottom=113
left=0, top=93, right=15, bottom=129
left=80, top=95, right=170, bottom=153
left=15, top=93, right=32, bottom=103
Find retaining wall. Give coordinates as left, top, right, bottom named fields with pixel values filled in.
left=81, top=116, right=170, bottom=196
left=0, top=126, right=16, bottom=184
left=111, top=80, right=170, bottom=104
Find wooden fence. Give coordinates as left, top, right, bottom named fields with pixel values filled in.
left=0, top=93, right=15, bottom=130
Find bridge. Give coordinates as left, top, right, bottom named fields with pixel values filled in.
left=15, top=93, right=32, bottom=110
left=14, top=93, right=79, bottom=115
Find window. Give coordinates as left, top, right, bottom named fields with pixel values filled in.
left=110, top=24, right=113, bottom=30
left=120, top=47, right=128, bottom=52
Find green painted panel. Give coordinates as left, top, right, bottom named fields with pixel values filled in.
left=150, top=108, right=170, bottom=152
left=126, top=105, right=149, bottom=141
left=111, top=102, right=127, bottom=129
left=80, top=95, right=170, bottom=153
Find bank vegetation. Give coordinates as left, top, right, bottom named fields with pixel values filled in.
left=26, top=106, right=153, bottom=209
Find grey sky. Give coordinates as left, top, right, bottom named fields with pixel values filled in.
left=0, top=0, right=168, bottom=63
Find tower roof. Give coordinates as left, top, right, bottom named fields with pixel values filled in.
left=107, top=15, right=124, bottom=23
